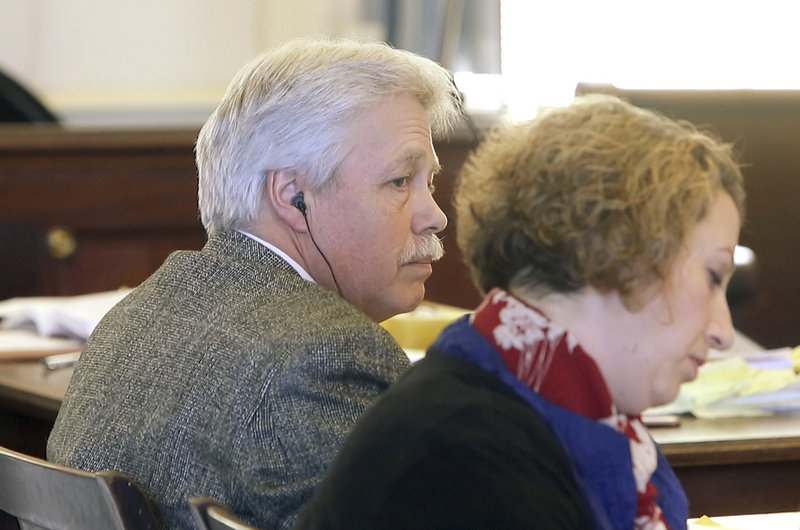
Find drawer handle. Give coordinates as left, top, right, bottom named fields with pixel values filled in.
left=47, top=227, right=77, bottom=259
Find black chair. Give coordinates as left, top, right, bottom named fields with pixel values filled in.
left=0, top=445, right=157, bottom=529
left=189, top=497, right=259, bottom=530
left=0, top=69, right=58, bottom=123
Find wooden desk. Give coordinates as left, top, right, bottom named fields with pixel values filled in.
left=653, top=414, right=800, bottom=517
left=1, top=358, right=798, bottom=517
left=0, top=361, right=72, bottom=458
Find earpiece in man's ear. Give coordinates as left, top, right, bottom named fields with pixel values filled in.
left=291, top=192, right=307, bottom=215
left=291, top=190, right=340, bottom=293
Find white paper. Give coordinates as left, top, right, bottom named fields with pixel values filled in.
left=0, top=288, right=131, bottom=340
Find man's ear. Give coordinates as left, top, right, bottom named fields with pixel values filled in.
left=265, top=169, right=308, bottom=232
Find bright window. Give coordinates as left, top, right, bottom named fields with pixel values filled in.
left=501, top=0, right=800, bottom=120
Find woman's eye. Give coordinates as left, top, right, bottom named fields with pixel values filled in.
left=708, top=269, right=723, bottom=287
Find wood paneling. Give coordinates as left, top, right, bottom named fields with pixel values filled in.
left=0, top=126, right=206, bottom=298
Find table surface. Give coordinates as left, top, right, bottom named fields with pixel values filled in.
left=2, top=356, right=799, bottom=448
left=651, top=413, right=800, bottom=467
left=0, top=361, right=72, bottom=420
left=1, top=355, right=799, bottom=516
left=653, top=413, right=800, bottom=444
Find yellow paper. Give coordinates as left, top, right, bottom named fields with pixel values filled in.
left=691, top=515, right=725, bottom=527
left=381, top=302, right=468, bottom=351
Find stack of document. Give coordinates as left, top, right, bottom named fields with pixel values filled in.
left=0, top=289, right=131, bottom=339
left=0, top=330, right=83, bottom=361
left=0, top=289, right=131, bottom=360
left=648, top=346, right=800, bottom=418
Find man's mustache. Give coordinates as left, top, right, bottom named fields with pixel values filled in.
left=399, top=235, right=445, bottom=265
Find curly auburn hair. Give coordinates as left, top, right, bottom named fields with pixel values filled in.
left=454, top=94, right=745, bottom=306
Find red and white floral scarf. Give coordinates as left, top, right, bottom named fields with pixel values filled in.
left=471, top=288, right=668, bottom=530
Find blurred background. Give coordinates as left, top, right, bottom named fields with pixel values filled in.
left=4, top=0, right=799, bottom=128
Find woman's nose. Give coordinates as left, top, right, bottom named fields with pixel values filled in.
left=706, top=293, right=735, bottom=350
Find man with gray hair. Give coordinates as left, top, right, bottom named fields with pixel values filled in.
left=47, top=37, right=461, bottom=529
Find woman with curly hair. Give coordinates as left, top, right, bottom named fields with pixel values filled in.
left=298, top=94, right=745, bottom=529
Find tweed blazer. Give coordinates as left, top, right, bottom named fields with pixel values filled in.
left=47, top=230, right=410, bottom=529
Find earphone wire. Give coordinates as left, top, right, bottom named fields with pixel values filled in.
left=300, top=211, right=341, bottom=294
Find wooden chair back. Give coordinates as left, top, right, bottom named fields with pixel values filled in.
left=0, top=445, right=157, bottom=529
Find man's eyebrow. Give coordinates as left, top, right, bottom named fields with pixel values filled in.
left=385, top=150, right=441, bottom=175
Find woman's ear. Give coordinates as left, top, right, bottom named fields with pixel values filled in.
left=265, top=169, right=308, bottom=232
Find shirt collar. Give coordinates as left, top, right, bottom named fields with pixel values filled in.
left=237, top=230, right=316, bottom=283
